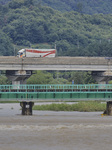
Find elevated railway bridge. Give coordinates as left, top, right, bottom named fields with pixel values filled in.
left=0, top=84, right=112, bottom=115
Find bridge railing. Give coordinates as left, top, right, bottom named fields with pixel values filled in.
left=0, top=84, right=112, bottom=92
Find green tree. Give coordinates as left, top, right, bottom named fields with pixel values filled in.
left=9, top=0, right=24, bottom=9
left=26, top=71, right=53, bottom=84
left=24, top=0, right=34, bottom=6
left=49, top=78, right=69, bottom=84
left=76, top=2, right=83, bottom=13
left=0, top=75, right=10, bottom=84
left=0, top=31, right=13, bottom=56
left=69, top=72, right=95, bottom=84
left=56, top=40, right=71, bottom=56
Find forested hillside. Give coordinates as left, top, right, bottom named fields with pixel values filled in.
left=1, top=0, right=112, bottom=84
left=38, top=0, right=112, bottom=14
left=0, top=0, right=11, bottom=5
left=1, top=0, right=112, bottom=14
left=1, top=0, right=112, bottom=57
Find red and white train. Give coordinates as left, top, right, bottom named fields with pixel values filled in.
left=17, top=48, right=56, bottom=58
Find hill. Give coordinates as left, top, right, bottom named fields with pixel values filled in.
left=38, top=0, right=112, bottom=14
left=1, top=0, right=112, bottom=14
left=1, top=0, right=112, bottom=57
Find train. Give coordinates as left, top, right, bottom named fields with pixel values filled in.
left=17, top=48, right=56, bottom=58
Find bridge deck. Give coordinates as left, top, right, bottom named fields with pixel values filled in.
left=0, top=56, right=111, bottom=64
left=0, top=56, right=112, bottom=71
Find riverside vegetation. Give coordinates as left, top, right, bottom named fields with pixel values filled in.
left=33, top=102, right=106, bottom=112
left=0, top=101, right=106, bottom=112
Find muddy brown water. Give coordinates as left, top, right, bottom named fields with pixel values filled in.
left=0, top=103, right=112, bottom=150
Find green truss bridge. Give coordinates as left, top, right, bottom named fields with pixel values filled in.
left=1, top=84, right=112, bottom=115
left=0, top=84, right=112, bottom=101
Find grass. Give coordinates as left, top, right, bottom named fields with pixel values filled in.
left=0, top=101, right=106, bottom=112
left=33, top=101, right=106, bottom=112
left=0, top=101, right=19, bottom=103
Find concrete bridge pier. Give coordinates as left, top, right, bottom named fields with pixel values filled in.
left=6, top=70, right=32, bottom=85
left=103, top=101, right=112, bottom=116
left=92, top=71, right=112, bottom=84
left=20, top=102, right=34, bottom=115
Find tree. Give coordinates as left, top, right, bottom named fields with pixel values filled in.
left=0, top=31, right=13, bottom=56
left=0, top=75, right=11, bottom=84
left=49, top=78, right=69, bottom=84
left=9, top=0, right=24, bottom=9
left=69, top=72, right=96, bottom=84
left=24, top=0, right=34, bottom=6
left=26, top=71, right=53, bottom=84
left=56, top=40, right=71, bottom=56
left=76, top=2, right=83, bottom=13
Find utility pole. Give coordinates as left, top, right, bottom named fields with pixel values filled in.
left=14, top=45, right=15, bottom=56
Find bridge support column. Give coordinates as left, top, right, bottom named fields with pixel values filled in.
left=92, top=71, right=112, bottom=84
left=20, top=102, right=34, bottom=115
left=104, top=101, right=112, bottom=116
left=6, top=70, right=32, bottom=85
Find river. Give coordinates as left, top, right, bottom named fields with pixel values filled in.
left=0, top=103, right=112, bottom=150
